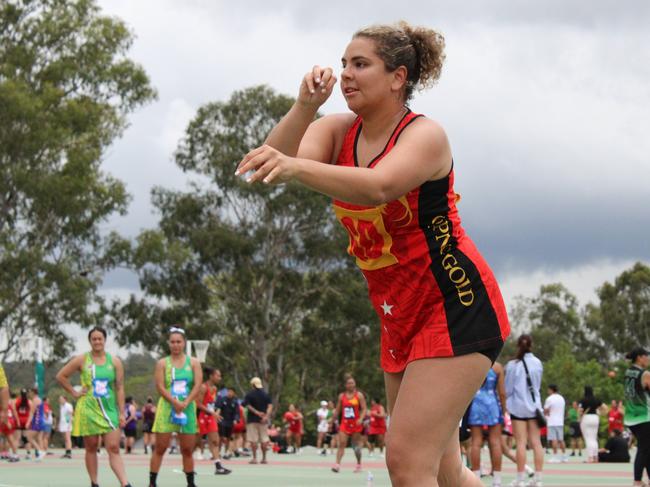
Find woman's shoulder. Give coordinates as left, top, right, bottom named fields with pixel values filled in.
left=398, top=114, right=448, bottom=145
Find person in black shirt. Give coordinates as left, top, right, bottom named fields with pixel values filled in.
left=216, top=388, right=240, bottom=460
left=598, top=429, right=630, bottom=463
left=243, top=377, right=273, bottom=464
left=579, top=386, right=604, bottom=463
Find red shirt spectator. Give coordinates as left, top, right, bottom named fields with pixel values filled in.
left=608, top=401, right=624, bottom=433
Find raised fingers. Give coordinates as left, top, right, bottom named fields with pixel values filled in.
left=304, top=70, right=316, bottom=95
left=235, top=145, right=267, bottom=175
left=318, top=67, right=334, bottom=93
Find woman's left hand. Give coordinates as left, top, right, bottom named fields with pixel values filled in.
left=119, top=413, right=126, bottom=428
left=235, top=145, right=299, bottom=185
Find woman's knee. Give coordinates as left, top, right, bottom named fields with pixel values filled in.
left=84, top=436, right=99, bottom=452
left=105, top=443, right=120, bottom=455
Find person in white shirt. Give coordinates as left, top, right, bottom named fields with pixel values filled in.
left=505, top=334, right=544, bottom=487
left=544, top=385, right=567, bottom=463
left=316, top=400, right=330, bottom=455
left=58, top=395, right=74, bottom=459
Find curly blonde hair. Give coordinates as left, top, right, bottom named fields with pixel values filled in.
left=354, top=21, right=446, bottom=103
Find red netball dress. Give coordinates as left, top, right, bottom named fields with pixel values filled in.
left=368, top=403, right=387, bottom=436
left=198, top=385, right=218, bottom=435
left=339, top=392, right=363, bottom=435
left=333, top=110, right=510, bottom=373
left=283, top=411, right=303, bottom=435
left=15, top=397, right=30, bottom=429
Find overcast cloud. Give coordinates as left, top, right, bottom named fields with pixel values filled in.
left=89, top=0, right=649, bottom=355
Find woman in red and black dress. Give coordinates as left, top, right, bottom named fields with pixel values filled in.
left=237, top=21, right=510, bottom=486
left=331, top=376, right=367, bottom=473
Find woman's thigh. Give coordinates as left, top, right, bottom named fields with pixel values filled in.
left=102, top=429, right=121, bottom=451
left=388, top=354, right=491, bottom=465
left=526, top=420, right=542, bottom=447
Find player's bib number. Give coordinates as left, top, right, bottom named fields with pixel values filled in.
left=92, top=379, right=109, bottom=398
left=343, top=406, right=356, bottom=419
left=171, top=379, right=188, bottom=398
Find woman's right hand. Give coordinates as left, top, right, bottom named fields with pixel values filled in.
left=172, top=399, right=185, bottom=414
left=297, top=65, right=337, bottom=109
left=72, top=387, right=86, bottom=400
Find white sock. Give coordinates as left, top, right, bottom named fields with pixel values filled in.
left=535, top=472, right=542, bottom=481
left=493, top=471, right=502, bottom=484
left=472, top=470, right=481, bottom=478
left=517, top=471, right=525, bottom=481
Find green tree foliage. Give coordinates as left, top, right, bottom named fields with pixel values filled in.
left=0, top=0, right=156, bottom=359
left=542, top=342, right=624, bottom=405
left=107, top=86, right=380, bottom=410
left=585, top=261, right=650, bottom=359
left=507, top=283, right=598, bottom=362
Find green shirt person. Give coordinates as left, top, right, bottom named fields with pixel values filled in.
left=148, top=327, right=203, bottom=487
left=56, top=327, right=133, bottom=487
left=623, top=347, right=650, bottom=486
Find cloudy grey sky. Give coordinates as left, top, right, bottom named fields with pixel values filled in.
left=84, top=0, right=650, bottom=356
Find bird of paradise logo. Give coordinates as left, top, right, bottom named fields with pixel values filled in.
left=333, top=196, right=413, bottom=271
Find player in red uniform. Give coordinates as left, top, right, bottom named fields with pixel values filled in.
left=282, top=404, right=304, bottom=453
left=331, top=376, right=367, bottom=473
left=368, top=398, right=387, bottom=457
left=237, top=21, right=510, bottom=486
left=608, top=400, right=624, bottom=435
left=196, top=367, right=230, bottom=475
left=0, top=392, right=19, bottom=462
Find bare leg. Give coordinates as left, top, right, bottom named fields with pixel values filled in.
left=526, top=420, right=544, bottom=473
left=335, top=432, right=349, bottom=465
left=150, top=433, right=171, bottom=473
left=206, top=431, right=220, bottom=460
left=179, top=434, right=196, bottom=473
left=512, top=420, right=528, bottom=475
left=84, top=435, right=99, bottom=484
left=384, top=354, right=491, bottom=487
left=488, top=425, right=503, bottom=479
left=469, top=427, right=483, bottom=473
left=501, top=435, right=517, bottom=463
left=64, top=431, right=72, bottom=452
left=103, top=428, right=130, bottom=486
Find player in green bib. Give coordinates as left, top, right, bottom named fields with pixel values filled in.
left=624, top=347, right=650, bottom=486
left=149, top=327, right=203, bottom=487
left=56, top=327, right=133, bottom=487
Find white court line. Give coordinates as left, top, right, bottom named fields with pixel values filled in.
left=0, top=483, right=32, bottom=487
left=172, top=469, right=205, bottom=475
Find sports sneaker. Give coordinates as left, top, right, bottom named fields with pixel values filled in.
left=194, top=451, right=204, bottom=460
left=527, top=480, right=543, bottom=487
left=331, top=464, right=340, bottom=473
left=509, top=480, right=526, bottom=487
left=215, top=465, right=231, bottom=475
left=525, top=465, right=535, bottom=477
left=8, top=456, right=19, bottom=463
left=548, top=457, right=561, bottom=463
left=353, top=464, right=362, bottom=473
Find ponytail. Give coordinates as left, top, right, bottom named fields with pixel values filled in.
left=354, top=21, right=445, bottom=103
left=515, top=334, right=533, bottom=361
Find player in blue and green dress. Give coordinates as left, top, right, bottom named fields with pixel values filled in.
left=56, top=326, right=133, bottom=487
left=149, top=327, right=203, bottom=487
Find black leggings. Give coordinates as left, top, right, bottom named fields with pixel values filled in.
left=630, top=422, right=650, bottom=481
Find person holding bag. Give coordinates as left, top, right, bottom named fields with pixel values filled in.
left=505, top=334, right=545, bottom=487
